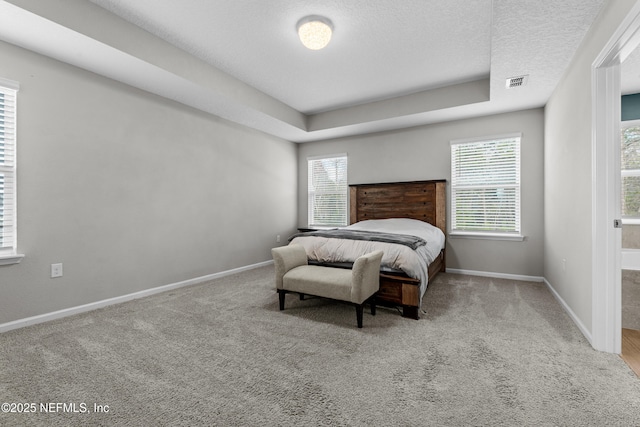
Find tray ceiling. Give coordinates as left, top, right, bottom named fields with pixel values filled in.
left=0, top=0, right=607, bottom=142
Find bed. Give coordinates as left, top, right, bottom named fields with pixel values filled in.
left=290, top=180, right=446, bottom=319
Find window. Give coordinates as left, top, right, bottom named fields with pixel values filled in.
left=621, top=121, right=640, bottom=223
left=308, top=154, right=348, bottom=227
left=450, top=134, right=522, bottom=239
left=0, top=79, right=21, bottom=264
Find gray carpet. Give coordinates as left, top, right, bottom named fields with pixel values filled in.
left=1, top=266, right=639, bottom=426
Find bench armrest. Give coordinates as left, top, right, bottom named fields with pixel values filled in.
left=271, top=244, right=308, bottom=289
left=350, top=250, right=383, bottom=304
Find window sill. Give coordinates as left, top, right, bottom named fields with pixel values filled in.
left=305, top=226, right=344, bottom=230
left=449, top=232, right=525, bottom=242
left=0, top=254, right=25, bottom=266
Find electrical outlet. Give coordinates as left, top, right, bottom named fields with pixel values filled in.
left=51, top=263, right=63, bottom=278
left=276, top=235, right=281, bottom=243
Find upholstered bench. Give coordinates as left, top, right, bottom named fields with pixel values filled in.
left=271, top=244, right=383, bottom=328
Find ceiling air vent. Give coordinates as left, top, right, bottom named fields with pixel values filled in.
left=506, top=75, right=529, bottom=89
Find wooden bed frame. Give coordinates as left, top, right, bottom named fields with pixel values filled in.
left=349, top=180, right=447, bottom=319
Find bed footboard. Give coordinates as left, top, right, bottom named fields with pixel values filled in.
left=377, top=273, right=421, bottom=319
left=376, top=249, right=445, bottom=320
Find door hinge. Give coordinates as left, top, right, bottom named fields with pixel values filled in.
left=614, top=219, right=622, bottom=228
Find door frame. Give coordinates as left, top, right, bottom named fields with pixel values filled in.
left=592, top=0, right=640, bottom=353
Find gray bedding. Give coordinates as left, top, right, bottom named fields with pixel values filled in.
left=288, top=229, right=427, bottom=250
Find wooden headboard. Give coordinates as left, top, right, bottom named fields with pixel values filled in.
left=349, top=180, right=446, bottom=235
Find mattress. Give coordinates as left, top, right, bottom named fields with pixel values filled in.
left=289, top=218, right=445, bottom=297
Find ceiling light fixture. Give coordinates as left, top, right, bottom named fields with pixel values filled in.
left=297, top=16, right=333, bottom=50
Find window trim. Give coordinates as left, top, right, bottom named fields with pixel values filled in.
left=307, top=153, right=348, bottom=228
left=0, top=254, right=24, bottom=265
left=449, top=133, right=524, bottom=241
left=0, top=77, right=23, bottom=265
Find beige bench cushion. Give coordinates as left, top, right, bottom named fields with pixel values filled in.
left=283, top=265, right=353, bottom=302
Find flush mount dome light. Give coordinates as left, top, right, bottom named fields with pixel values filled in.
left=297, top=16, right=333, bottom=50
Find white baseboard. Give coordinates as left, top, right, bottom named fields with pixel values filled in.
left=444, top=268, right=593, bottom=345
left=445, top=268, right=544, bottom=283
left=543, top=278, right=593, bottom=345
left=3, top=261, right=594, bottom=349
left=0, top=260, right=274, bottom=334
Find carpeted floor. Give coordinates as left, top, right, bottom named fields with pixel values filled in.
left=1, top=266, right=639, bottom=426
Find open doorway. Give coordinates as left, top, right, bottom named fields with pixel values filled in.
left=619, top=118, right=640, bottom=374
left=592, top=1, right=640, bottom=355
left=619, top=56, right=640, bottom=373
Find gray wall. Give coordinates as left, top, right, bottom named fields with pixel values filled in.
left=622, top=93, right=640, bottom=121
left=0, top=41, right=298, bottom=324
left=298, top=108, right=545, bottom=277
left=544, top=0, right=637, bottom=335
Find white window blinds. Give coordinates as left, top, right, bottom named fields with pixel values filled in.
left=308, top=155, right=348, bottom=227
left=0, top=82, right=18, bottom=255
left=451, top=135, right=521, bottom=235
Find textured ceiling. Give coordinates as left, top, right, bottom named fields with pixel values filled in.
left=0, top=0, right=607, bottom=142
left=89, top=0, right=492, bottom=115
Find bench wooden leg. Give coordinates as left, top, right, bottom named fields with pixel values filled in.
left=356, top=304, right=364, bottom=328
left=278, top=290, right=286, bottom=311
left=370, top=297, right=376, bottom=316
